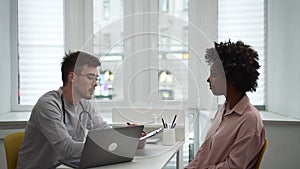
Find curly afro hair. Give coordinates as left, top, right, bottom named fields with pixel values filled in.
left=205, top=40, right=260, bottom=93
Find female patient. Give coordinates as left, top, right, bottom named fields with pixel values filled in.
left=186, top=40, right=265, bottom=169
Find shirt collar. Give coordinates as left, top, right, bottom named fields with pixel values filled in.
left=224, top=95, right=250, bottom=116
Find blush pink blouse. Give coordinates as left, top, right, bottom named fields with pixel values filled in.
left=186, top=95, right=265, bottom=169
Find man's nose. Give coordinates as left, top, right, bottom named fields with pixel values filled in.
left=92, top=80, right=98, bottom=86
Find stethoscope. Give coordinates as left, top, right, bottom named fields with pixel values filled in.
left=60, top=94, right=94, bottom=135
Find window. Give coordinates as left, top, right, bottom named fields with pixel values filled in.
left=183, top=0, right=188, bottom=10
left=158, top=0, right=189, bottom=100
left=11, top=0, right=212, bottom=109
left=103, top=0, right=110, bottom=19
left=93, top=0, right=124, bottom=101
left=13, top=0, right=266, bottom=110
left=17, top=0, right=64, bottom=106
left=160, top=0, right=169, bottom=12
left=92, top=0, right=190, bottom=103
left=218, top=0, right=266, bottom=106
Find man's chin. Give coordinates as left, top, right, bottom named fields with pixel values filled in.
left=84, top=95, right=93, bottom=100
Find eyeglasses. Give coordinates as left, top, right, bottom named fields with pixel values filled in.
left=78, top=73, right=100, bottom=84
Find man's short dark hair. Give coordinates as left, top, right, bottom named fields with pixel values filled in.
left=61, top=51, right=101, bottom=85
left=205, top=40, right=260, bottom=93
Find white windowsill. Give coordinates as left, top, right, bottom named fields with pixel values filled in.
left=259, top=111, right=300, bottom=122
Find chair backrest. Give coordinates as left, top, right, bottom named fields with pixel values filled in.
left=4, top=132, right=24, bottom=169
left=255, top=138, right=268, bottom=169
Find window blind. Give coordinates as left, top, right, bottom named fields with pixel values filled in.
left=18, top=0, right=64, bottom=105
left=218, top=0, right=265, bottom=105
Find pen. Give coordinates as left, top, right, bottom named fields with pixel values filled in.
left=171, top=115, right=177, bottom=128
left=161, top=118, right=166, bottom=129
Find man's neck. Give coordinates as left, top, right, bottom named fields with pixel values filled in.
left=62, top=85, right=80, bottom=105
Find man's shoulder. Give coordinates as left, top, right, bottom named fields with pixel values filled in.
left=34, top=89, right=61, bottom=108
left=30, top=89, right=62, bottom=121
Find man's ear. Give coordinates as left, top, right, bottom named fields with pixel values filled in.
left=68, top=72, right=76, bottom=83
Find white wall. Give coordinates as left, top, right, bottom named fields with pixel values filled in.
left=0, top=0, right=11, bottom=114
left=268, top=0, right=300, bottom=118
left=262, top=121, right=300, bottom=169
left=259, top=1, right=300, bottom=168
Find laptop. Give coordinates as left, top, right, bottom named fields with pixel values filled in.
left=59, top=125, right=144, bottom=169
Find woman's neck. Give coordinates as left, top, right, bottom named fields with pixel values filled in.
left=225, top=89, right=245, bottom=109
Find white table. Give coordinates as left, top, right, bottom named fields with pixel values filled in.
left=58, top=141, right=184, bottom=169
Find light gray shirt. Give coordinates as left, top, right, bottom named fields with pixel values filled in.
left=17, top=88, right=110, bottom=169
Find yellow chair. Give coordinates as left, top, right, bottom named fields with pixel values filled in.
left=255, top=138, right=268, bottom=169
left=4, top=132, right=24, bottom=169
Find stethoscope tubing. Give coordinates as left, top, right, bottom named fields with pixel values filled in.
left=60, top=94, right=93, bottom=131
